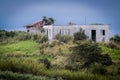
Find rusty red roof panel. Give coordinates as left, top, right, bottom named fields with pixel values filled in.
left=26, top=20, right=43, bottom=28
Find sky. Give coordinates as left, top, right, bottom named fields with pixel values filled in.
left=0, top=0, right=120, bottom=37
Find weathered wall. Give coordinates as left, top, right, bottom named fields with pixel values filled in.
left=43, top=24, right=110, bottom=42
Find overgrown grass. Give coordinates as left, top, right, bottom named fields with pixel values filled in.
left=99, top=43, right=120, bottom=60
left=0, top=40, right=39, bottom=54
left=0, top=71, right=60, bottom=80
left=0, top=57, right=110, bottom=80
left=44, top=69, right=112, bottom=80
left=0, top=58, right=46, bottom=75
left=0, top=57, right=119, bottom=80
left=0, top=40, right=120, bottom=80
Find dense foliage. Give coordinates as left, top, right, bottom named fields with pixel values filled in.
left=42, top=16, right=55, bottom=25
left=66, top=40, right=112, bottom=71
left=73, top=28, right=87, bottom=42
left=0, top=30, right=16, bottom=42
left=110, top=34, right=120, bottom=43
left=0, top=71, right=59, bottom=80
left=0, top=30, right=48, bottom=44
left=55, top=34, right=72, bottom=43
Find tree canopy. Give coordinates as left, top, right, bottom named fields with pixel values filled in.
left=66, top=40, right=113, bottom=70
left=42, top=16, right=55, bottom=25
left=110, top=34, right=120, bottom=43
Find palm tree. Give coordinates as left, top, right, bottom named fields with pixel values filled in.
left=42, top=16, right=55, bottom=25
left=42, top=16, right=48, bottom=25
left=48, top=17, right=55, bottom=25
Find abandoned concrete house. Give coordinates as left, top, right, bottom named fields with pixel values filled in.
left=25, top=20, right=110, bottom=42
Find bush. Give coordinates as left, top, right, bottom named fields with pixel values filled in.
left=0, top=30, right=17, bottom=43
left=65, top=54, right=83, bottom=71
left=44, top=70, right=107, bottom=80
left=107, top=65, right=120, bottom=76
left=38, top=58, right=51, bottom=69
left=91, top=65, right=107, bottom=75
left=36, top=34, right=48, bottom=43
left=55, top=34, right=72, bottom=43
left=49, top=40, right=63, bottom=47
left=110, top=34, right=120, bottom=43
left=0, top=58, right=45, bottom=75
left=60, top=35, right=72, bottom=43
left=73, top=28, right=87, bottom=42
left=33, top=34, right=38, bottom=40
left=67, top=40, right=112, bottom=70
left=0, top=30, right=48, bottom=44
left=0, top=30, right=16, bottom=38
left=0, top=71, right=57, bottom=80
left=17, top=33, right=32, bottom=41
left=99, top=54, right=113, bottom=66
left=106, top=41, right=119, bottom=49
left=55, top=34, right=61, bottom=40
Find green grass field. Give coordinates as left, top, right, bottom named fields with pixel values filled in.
left=0, top=40, right=39, bottom=54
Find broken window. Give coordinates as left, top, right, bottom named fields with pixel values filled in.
left=91, top=30, right=96, bottom=42
left=101, top=30, right=105, bottom=36
left=60, top=29, right=69, bottom=35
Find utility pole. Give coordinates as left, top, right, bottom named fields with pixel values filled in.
left=85, top=16, right=86, bottom=25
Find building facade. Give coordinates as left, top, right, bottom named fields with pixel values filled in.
left=43, top=24, right=110, bottom=42
left=25, top=20, right=110, bottom=42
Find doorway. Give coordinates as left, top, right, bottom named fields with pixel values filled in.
left=91, top=30, right=96, bottom=42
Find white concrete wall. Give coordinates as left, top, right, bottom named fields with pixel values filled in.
left=27, top=29, right=41, bottom=34
left=43, top=25, right=53, bottom=40
left=43, top=24, right=110, bottom=42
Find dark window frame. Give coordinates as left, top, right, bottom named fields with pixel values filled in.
left=102, top=30, right=105, bottom=36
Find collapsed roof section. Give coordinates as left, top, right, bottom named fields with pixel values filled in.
left=25, top=20, right=44, bottom=29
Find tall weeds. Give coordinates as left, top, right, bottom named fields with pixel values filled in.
left=0, top=71, right=58, bottom=80
left=0, top=58, right=45, bottom=75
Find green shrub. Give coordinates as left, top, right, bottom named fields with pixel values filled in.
left=107, top=41, right=119, bottom=49
left=110, top=34, right=120, bottom=43
left=32, top=34, right=38, bottom=40
left=118, top=67, right=120, bottom=75
left=60, top=35, right=72, bottom=43
left=44, top=70, right=107, bottom=80
left=38, top=58, right=51, bottom=69
left=39, top=44, right=45, bottom=54
left=65, top=54, right=83, bottom=71
left=55, top=34, right=72, bottom=43
left=101, top=41, right=119, bottom=49
left=0, top=30, right=16, bottom=38
left=73, top=28, right=87, bottom=42
left=16, top=32, right=32, bottom=41
left=68, top=40, right=112, bottom=70
left=107, top=65, right=120, bottom=76
left=0, top=30, right=48, bottom=44
left=0, top=71, right=57, bottom=80
left=0, top=58, right=45, bottom=75
left=0, top=30, right=17, bottom=43
left=92, top=65, right=107, bottom=75
left=98, top=54, right=113, bottom=66
left=36, top=34, right=48, bottom=43
left=55, top=34, right=61, bottom=40
left=49, top=40, right=63, bottom=47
